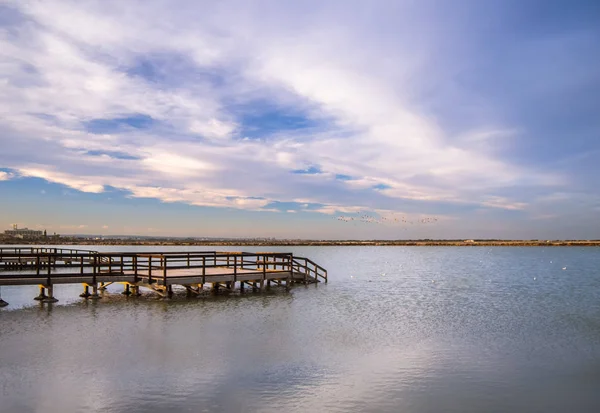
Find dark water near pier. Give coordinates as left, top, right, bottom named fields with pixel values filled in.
left=1, top=246, right=600, bottom=413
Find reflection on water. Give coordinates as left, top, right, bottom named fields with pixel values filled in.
left=1, top=246, right=600, bottom=412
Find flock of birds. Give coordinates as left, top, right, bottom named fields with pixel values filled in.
left=333, top=213, right=438, bottom=226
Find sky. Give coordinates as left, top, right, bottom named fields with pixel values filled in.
left=1, top=0, right=599, bottom=239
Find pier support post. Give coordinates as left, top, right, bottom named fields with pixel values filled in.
left=240, top=282, right=245, bottom=293
left=0, top=287, right=8, bottom=307
left=79, top=284, right=90, bottom=298
left=284, top=277, right=291, bottom=292
left=90, top=284, right=101, bottom=299
left=122, top=284, right=131, bottom=296
left=42, top=285, right=58, bottom=303
left=98, top=282, right=107, bottom=291
left=34, top=285, right=47, bottom=301
left=167, top=285, right=173, bottom=298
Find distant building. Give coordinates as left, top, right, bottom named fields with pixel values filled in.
left=4, top=224, right=44, bottom=239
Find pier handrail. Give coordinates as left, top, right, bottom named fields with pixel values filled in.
left=0, top=247, right=100, bottom=259
left=0, top=249, right=326, bottom=286
left=291, top=256, right=328, bottom=283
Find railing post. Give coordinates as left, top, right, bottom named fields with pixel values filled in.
left=233, top=254, right=237, bottom=285
left=304, top=259, right=308, bottom=284
left=93, top=255, right=97, bottom=285
left=202, top=256, right=206, bottom=284
left=148, top=256, right=153, bottom=283
left=47, top=253, right=51, bottom=285
left=163, top=256, right=168, bottom=287
left=134, top=256, right=138, bottom=283
left=286, top=255, right=292, bottom=290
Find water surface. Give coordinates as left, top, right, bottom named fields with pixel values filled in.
left=1, top=246, right=600, bottom=412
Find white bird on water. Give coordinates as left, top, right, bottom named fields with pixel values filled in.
left=562, top=266, right=567, bottom=270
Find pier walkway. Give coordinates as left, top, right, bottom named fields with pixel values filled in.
left=0, top=248, right=327, bottom=304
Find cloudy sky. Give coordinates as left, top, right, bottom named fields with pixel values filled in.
left=1, top=0, right=599, bottom=239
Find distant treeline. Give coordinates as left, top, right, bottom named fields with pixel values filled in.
left=1, top=236, right=599, bottom=247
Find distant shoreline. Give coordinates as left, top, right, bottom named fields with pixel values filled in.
left=1, top=239, right=599, bottom=247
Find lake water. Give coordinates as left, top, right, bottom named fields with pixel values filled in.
left=1, top=246, right=600, bottom=413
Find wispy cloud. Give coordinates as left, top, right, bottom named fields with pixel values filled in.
left=0, top=0, right=597, bottom=236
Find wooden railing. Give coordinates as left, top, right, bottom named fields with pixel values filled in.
left=292, top=256, right=328, bottom=283
left=135, top=252, right=295, bottom=285
left=0, top=247, right=99, bottom=261
left=0, top=250, right=326, bottom=284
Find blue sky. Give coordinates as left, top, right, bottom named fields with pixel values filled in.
left=1, top=0, right=599, bottom=239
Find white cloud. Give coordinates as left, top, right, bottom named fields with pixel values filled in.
left=313, top=205, right=364, bottom=215
left=0, top=0, right=567, bottom=221
left=0, top=171, right=12, bottom=181
left=19, top=168, right=105, bottom=193
left=189, top=119, right=236, bottom=140
left=142, top=153, right=217, bottom=177
left=480, top=196, right=528, bottom=211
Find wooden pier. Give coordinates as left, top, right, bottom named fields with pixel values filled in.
left=0, top=248, right=327, bottom=304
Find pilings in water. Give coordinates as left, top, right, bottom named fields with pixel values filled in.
left=0, top=287, right=7, bottom=307
left=33, top=285, right=46, bottom=301
left=0, top=277, right=301, bottom=307
left=90, top=284, right=100, bottom=299
left=33, top=285, right=58, bottom=303
left=80, top=283, right=101, bottom=299
left=79, top=284, right=91, bottom=298
left=43, top=286, right=58, bottom=303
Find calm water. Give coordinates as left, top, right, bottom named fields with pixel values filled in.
left=1, top=246, right=600, bottom=413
